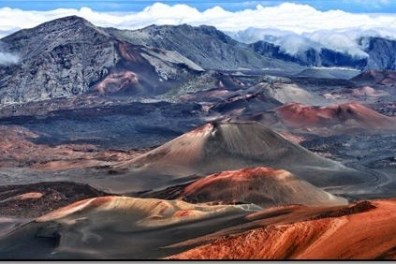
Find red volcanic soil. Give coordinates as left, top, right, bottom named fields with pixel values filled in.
left=276, top=102, right=396, bottom=130
left=178, top=167, right=347, bottom=207
left=170, top=199, right=396, bottom=260
left=118, top=42, right=147, bottom=64
left=95, top=71, right=139, bottom=94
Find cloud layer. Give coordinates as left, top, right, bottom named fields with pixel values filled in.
left=0, top=52, right=19, bottom=65
left=0, top=2, right=396, bottom=58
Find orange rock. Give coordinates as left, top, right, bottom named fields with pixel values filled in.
left=170, top=199, right=396, bottom=260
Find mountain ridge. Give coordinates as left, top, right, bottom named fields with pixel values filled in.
left=0, top=16, right=302, bottom=104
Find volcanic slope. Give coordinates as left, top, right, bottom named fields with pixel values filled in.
left=170, top=199, right=396, bottom=260
left=175, top=167, right=347, bottom=208
left=116, top=121, right=375, bottom=193
left=276, top=102, right=396, bottom=131
left=0, top=196, right=257, bottom=259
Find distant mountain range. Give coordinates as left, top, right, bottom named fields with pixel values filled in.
left=0, top=15, right=395, bottom=104
left=249, top=36, right=396, bottom=70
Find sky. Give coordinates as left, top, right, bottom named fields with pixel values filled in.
left=0, top=0, right=396, bottom=13
left=1, top=0, right=396, bottom=65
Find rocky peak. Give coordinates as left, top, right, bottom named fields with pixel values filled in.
left=0, top=16, right=120, bottom=103
left=0, top=16, right=211, bottom=104
left=28, top=15, right=95, bottom=35
left=1, top=15, right=112, bottom=61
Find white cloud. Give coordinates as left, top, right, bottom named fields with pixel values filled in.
left=0, top=52, right=19, bottom=65
left=306, top=29, right=369, bottom=57
left=0, top=41, right=19, bottom=65
left=0, top=2, right=396, bottom=58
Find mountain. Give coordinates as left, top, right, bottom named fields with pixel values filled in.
left=208, top=89, right=282, bottom=117
left=0, top=16, right=307, bottom=105
left=2, top=16, right=396, bottom=105
left=177, top=167, right=347, bottom=207
left=119, top=121, right=373, bottom=189
left=0, top=16, right=118, bottom=103
left=105, top=24, right=302, bottom=72
left=0, top=16, right=204, bottom=104
left=249, top=40, right=367, bottom=69
left=275, top=102, right=396, bottom=131
left=248, top=36, right=396, bottom=71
